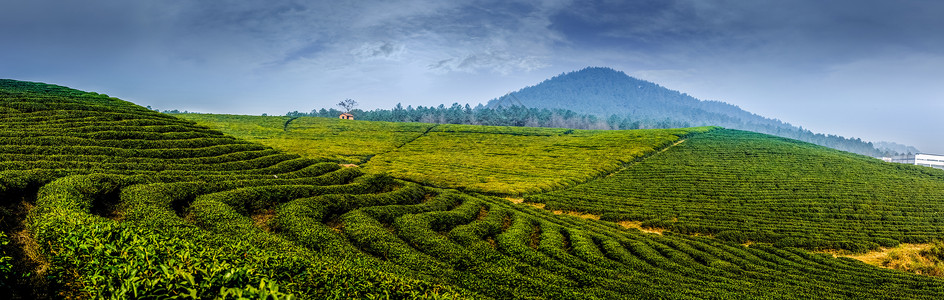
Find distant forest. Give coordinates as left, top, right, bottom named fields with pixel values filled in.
left=490, top=67, right=910, bottom=157
left=286, top=103, right=900, bottom=157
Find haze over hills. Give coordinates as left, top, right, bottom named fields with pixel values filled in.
left=874, top=141, right=922, bottom=155
left=486, top=67, right=912, bottom=157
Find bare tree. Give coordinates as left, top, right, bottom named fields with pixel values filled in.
left=337, top=99, right=358, bottom=113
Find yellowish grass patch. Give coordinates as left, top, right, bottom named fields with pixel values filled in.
left=826, top=243, right=944, bottom=277
left=251, top=209, right=277, bottom=232
left=504, top=197, right=524, bottom=204
left=617, top=220, right=665, bottom=235
left=552, top=210, right=601, bottom=220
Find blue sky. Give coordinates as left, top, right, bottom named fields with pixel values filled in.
left=2, top=0, right=942, bottom=153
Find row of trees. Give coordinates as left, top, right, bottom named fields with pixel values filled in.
left=290, top=103, right=699, bottom=131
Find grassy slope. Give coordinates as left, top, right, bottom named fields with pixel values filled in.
left=4, top=81, right=944, bottom=299
left=182, top=114, right=711, bottom=195
left=362, top=124, right=712, bottom=194
left=0, top=80, right=469, bottom=299
left=179, top=114, right=433, bottom=164
left=530, top=129, right=944, bottom=252
left=194, top=113, right=944, bottom=253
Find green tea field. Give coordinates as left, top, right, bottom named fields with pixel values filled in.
left=3, top=80, right=944, bottom=299
left=529, top=129, right=944, bottom=252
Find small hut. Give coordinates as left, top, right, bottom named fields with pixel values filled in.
left=339, top=113, right=354, bottom=120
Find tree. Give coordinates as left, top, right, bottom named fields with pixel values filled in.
left=337, top=99, right=358, bottom=113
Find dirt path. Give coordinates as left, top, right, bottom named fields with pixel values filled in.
left=661, top=139, right=686, bottom=154
left=355, top=124, right=439, bottom=165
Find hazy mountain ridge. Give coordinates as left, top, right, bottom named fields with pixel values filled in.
left=874, top=141, right=922, bottom=155
left=487, top=67, right=906, bottom=157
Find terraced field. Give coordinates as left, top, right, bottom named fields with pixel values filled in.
left=529, top=129, right=944, bottom=252
left=179, top=114, right=433, bottom=164
left=3, top=79, right=944, bottom=299
left=0, top=80, right=466, bottom=298
left=183, top=114, right=710, bottom=194
left=362, top=125, right=711, bottom=194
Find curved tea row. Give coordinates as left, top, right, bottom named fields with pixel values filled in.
left=0, top=80, right=467, bottom=298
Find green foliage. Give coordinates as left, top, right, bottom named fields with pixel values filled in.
left=921, top=242, right=944, bottom=262
left=179, top=114, right=433, bottom=164
left=363, top=125, right=711, bottom=194
left=182, top=113, right=711, bottom=194
left=0, top=232, right=14, bottom=290
left=33, top=218, right=297, bottom=299
left=0, top=80, right=472, bottom=299
left=531, top=129, right=944, bottom=252
left=5, top=79, right=944, bottom=299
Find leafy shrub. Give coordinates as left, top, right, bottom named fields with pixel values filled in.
left=32, top=217, right=299, bottom=299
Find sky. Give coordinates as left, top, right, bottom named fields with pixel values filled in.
left=2, top=0, right=942, bottom=153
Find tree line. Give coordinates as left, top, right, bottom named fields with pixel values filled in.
left=286, top=103, right=900, bottom=157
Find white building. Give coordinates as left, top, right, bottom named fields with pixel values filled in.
left=887, top=153, right=944, bottom=170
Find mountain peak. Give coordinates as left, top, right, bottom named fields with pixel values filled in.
left=484, top=67, right=896, bottom=157
left=487, top=66, right=701, bottom=115
left=546, top=66, right=643, bottom=85
left=571, top=66, right=623, bottom=74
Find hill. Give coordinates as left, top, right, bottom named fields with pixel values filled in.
left=180, top=114, right=710, bottom=194
left=4, top=79, right=944, bottom=299
left=179, top=114, right=434, bottom=163
left=189, top=113, right=944, bottom=253
left=486, top=67, right=897, bottom=157
left=528, top=129, right=944, bottom=252
left=0, top=79, right=470, bottom=298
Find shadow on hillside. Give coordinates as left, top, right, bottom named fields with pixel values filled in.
left=1, top=189, right=58, bottom=299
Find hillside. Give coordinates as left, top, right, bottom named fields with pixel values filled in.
left=486, top=67, right=896, bottom=157
left=4, top=79, right=944, bottom=299
left=181, top=113, right=709, bottom=194
left=529, top=129, right=944, bottom=252
left=0, top=79, right=469, bottom=298
left=179, top=114, right=434, bottom=163
left=188, top=112, right=944, bottom=254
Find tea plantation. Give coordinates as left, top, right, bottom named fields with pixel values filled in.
left=179, top=114, right=434, bottom=164
left=529, top=130, right=944, bottom=253
left=183, top=114, right=711, bottom=195
left=3, top=79, right=944, bottom=299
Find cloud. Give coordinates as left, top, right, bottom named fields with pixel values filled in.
left=427, top=58, right=454, bottom=70
left=545, top=0, right=944, bottom=69
left=427, top=51, right=547, bottom=74
left=352, top=41, right=405, bottom=60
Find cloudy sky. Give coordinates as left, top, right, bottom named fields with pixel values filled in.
left=2, top=0, right=942, bottom=153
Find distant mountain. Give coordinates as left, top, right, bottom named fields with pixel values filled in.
left=486, top=67, right=902, bottom=157
left=874, top=141, right=921, bottom=155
